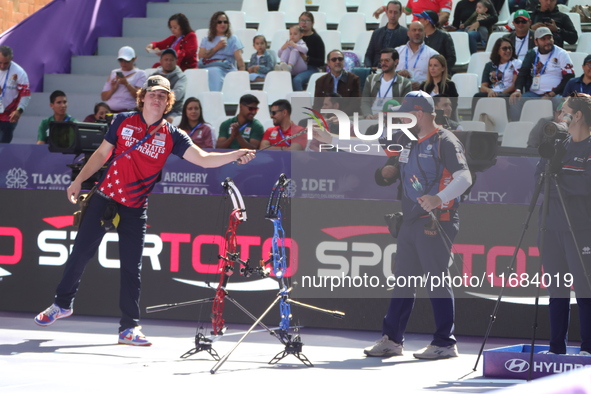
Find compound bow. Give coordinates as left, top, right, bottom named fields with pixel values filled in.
left=146, top=178, right=271, bottom=360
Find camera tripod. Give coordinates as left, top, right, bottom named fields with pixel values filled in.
left=466, top=151, right=591, bottom=381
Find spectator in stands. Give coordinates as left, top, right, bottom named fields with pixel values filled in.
left=563, top=55, right=591, bottom=97
left=509, top=27, right=574, bottom=120
left=216, top=94, right=263, bottom=149
left=0, top=45, right=30, bottom=143
left=146, top=13, right=197, bottom=71
left=396, top=22, right=439, bottom=90
left=526, top=101, right=562, bottom=148
left=447, top=0, right=498, bottom=54
left=462, top=0, right=497, bottom=54
left=363, top=99, right=402, bottom=137
left=248, top=35, right=276, bottom=82
left=530, top=0, right=578, bottom=48
left=150, top=48, right=187, bottom=122
left=305, top=93, right=354, bottom=151
left=472, top=37, right=521, bottom=112
left=362, top=48, right=412, bottom=119
left=504, top=10, right=535, bottom=62
left=37, top=90, right=76, bottom=145
left=198, top=11, right=245, bottom=92
left=373, top=0, right=453, bottom=26
left=420, top=55, right=458, bottom=97
left=83, top=102, right=111, bottom=123
left=365, top=1, right=409, bottom=69
left=276, top=25, right=309, bottom=75
left=292, top=11, right=326, bottom=91
left=178, top=97, right=214, bottom=149
left=434, top=94, right=462, bottom=130
left=415, top=10, right=456, bottom=72
left=314, top=50, right=361, bottom=112
left=261, top=99, right=306, bottom=151
left=101, top=46, right=147, bottom=113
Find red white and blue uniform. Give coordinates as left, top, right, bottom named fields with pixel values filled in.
left=378, top=127, right=468, bottom=347
left=536, top=135, right=591, bottom=354
left=54, top=112, right=193, bottom=332
left=100, top=112, right=192, bottom=208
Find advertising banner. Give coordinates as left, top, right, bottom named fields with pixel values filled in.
left=0, top=189, right=580, bottom=340
left=1, top=145, right=538, bottom=204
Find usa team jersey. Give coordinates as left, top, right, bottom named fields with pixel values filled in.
left=262, top=124, right=307, bottom=148
left=100, top=112, right=193, bottom=208
left=394, top=127, right=468, bottom=221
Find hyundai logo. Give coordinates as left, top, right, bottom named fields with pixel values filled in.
left=505, top=359, right=530, bottom=373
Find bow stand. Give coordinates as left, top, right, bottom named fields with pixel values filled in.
left=261, top=174, right=345, bottom=366
left=146, top=177, right=274, bottom=360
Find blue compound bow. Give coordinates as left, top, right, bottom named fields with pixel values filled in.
left=262, top=174, right=292, bottom=336
left=262, top=174, right=345, bottom=366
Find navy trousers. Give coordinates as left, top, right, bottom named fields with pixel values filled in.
left=54, top=193, right=147, bottom=332
left=541, top=229, right=591, bottom=354
left=383, top=216, right=459, bottom=347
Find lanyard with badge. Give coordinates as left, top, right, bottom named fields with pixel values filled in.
left=531, top=47, right=554, bottom=91
left=405, top=44, right=425, bottom=75
left=171, top=35, right=184, bottom=49
left=374, top=74, right=398, bottom=113
left=496, top=61, right=511, bottom=89
left=188, top=123, right=203, bottom=138
left=377, top=73, right=397, bottom=98
left=277, top=127, right=291, bottom=146
left=0, top=63, right=11, bottom=114
left=239, top=121, right=252, bottom=138
left=517, top=34, right=527, bottom=59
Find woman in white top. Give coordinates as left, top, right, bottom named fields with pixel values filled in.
left=101, top=46, right=147, bottom=112
left=197, top=11, right=245, bottom=91
left=472, top=37, right=521, bottom=113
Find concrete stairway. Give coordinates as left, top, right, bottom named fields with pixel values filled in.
left=14, top=0, right=242, bottom=144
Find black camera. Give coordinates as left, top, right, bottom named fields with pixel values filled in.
left=435, top=109, right=451, bottom=130
left=539, top=114, right=571, bottom=160
left=48, top=121, right=109, bottom=190
left=48, top=121, right=108, bottom=155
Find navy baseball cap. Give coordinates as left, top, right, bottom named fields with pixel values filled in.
left=161, top=48, right=177, bottom=58
left=398, top=91, right=435, bottom=113
left=413, top=10, right=439, bottom=26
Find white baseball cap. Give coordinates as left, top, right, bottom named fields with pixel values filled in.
left=117, top=46, right=136, bottom=61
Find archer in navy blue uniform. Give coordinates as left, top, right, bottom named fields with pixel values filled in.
left=536, top=94, right=591, bottom=355
left=365, top=91, right=472, bottom=359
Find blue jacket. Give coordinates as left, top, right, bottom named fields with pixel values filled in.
left=249, top=50, right=276, bottom=75
left=563, top=76, right=591, bottom=97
